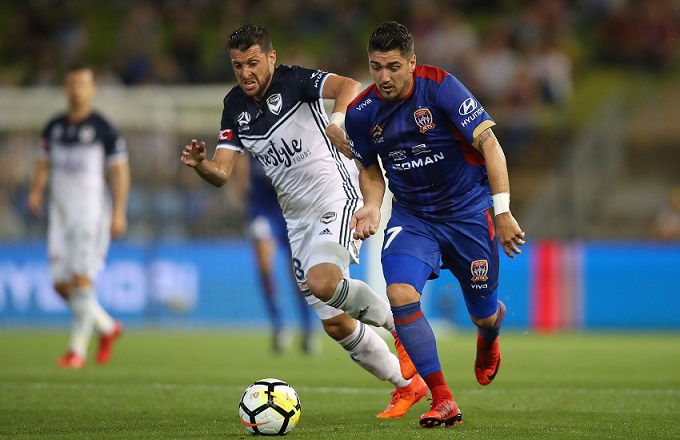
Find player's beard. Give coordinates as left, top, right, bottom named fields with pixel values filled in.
left=241, top=69, right=272, bottom=101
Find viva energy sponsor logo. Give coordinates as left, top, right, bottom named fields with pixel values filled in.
left=355, top=98, right=372, bottom=111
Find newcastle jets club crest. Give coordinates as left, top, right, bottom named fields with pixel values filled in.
left=470, top=259, right=489, bottom=282
left=414, top=107, right=436, bottom=133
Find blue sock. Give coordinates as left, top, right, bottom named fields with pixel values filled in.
left=392, top=301, right=441, bottom=377
left=295, top=286, right=314, bottom=334
left=261, top=273, right=283, bottom=333
left=479, top=301, right=505, bottom=342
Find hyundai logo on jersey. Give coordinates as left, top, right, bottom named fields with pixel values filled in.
left=458, top=98, right=478, bottom=116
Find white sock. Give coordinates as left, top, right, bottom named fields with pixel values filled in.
left=338, top=322, right=409, bottom=388
left=67, top=287, right=96, bottom=357
left=326, top=278, right=395, bottom=332
left=89, top=293, right=115, bottom=335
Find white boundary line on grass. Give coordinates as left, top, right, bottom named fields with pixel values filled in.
left=1, top=382, right=679, bottom=396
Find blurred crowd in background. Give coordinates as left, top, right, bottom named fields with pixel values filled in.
left=2, top=0, right=679, bottom=86
left=1, top=0, right=680, bottom=241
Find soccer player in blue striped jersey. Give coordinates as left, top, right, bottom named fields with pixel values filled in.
left=344, top=21, right=526, bottom=428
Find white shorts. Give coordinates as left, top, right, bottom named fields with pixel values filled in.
left=288, top=198, right=363, bottom=320
left=48, top=204, right=111, bottom=284
left=249, top=216, right=274, bottom=241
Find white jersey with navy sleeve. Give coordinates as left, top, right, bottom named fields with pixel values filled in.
left=215, top=65, right=362, bottom=317
left=41, top=112, right=128, bottom=224
left=40, top=111, right=128, bottom=281
left=216, top=65, right=361, bottom=231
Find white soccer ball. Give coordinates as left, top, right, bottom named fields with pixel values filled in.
left=238, top=378, right=301, bottom=436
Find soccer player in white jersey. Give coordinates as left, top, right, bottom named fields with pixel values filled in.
left=181, top=25, right=426, bottom=418
left=28, top=64, right=129, bottom=369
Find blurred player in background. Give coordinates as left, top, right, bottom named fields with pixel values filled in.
left=344, top=22, right=525, bottom=428
left=28, top=63, right=129, bottom=369
left=241, top=155, right=316, bottom=353
left=182, top=24, right=427, bottom=418
left=651, top=185, right=680, bottom=240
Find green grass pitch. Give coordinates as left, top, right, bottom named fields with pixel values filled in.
left=1, top=329, right=678, bottom=439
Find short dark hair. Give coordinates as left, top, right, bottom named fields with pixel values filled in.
left=66, top=62, right=94, bottom=74
left=367, top=21, right=414, bottom=57
left=227, top=25, right=273, bottom=53
left=64, top=62, right=95, bottom=83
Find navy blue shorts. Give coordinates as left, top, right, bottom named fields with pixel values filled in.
left=381, top=208, right=500, bottom=319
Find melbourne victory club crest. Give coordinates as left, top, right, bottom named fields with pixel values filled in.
left=320, top=212, right=337, bottom=224
left=78, top=125, right=96, bottom=143
left=267, top=93, right=283, bottom=115
left=414, top=107, right=435, bottom=133
left=470, top=259, right=489, bottom=282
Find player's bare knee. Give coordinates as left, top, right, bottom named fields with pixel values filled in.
left=471, top=313, right=496, bottom=328
left=305, top=275, right=333, bottom=301
left=386, top=283, right=419, bottom=307
left=321, top=314, right=356, bottom=341
left=72, top=275, right=92, bottom=289
left=306, top=265, right=342, bottom=302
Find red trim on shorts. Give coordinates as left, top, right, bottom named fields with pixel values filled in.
left=486, top=209, right=496, bottom=241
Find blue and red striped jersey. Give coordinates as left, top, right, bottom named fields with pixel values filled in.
left=346, top=64, right=495, bottom=221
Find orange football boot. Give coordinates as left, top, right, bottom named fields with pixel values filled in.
left=377, top=374, right=428, bottom=418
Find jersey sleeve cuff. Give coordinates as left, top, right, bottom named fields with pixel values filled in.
left=472, top=119, right=496, bottom=140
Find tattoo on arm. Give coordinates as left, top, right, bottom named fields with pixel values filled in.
left=473, top=129, right=493, bottom=150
